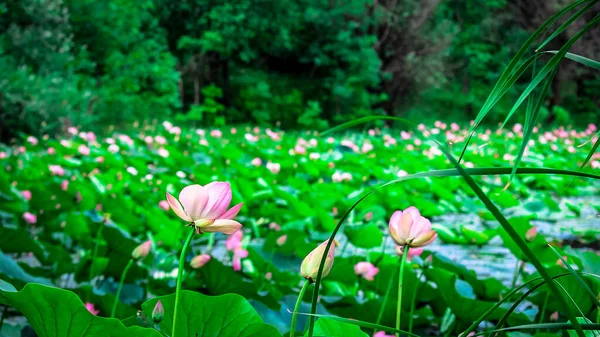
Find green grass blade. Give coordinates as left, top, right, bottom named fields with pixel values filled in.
left=502, top=14, right=600, bottom=127
left=297, top=312, right=420, bottom=337
left=438, top=144, right=587, bottom=337
left=481, top=323, right=600, bottom=335
left=542, top=51, right=600, bottom=70
left=548, top=245, right=600, bottom=308
left=305, top=165, right=600, bottom=336
left=505, top=68, right=556, bottom=186
left=580, top=132, right=600, bottom=170
left=536, top=0, right=600, bottom=51
left=320, top=116, right=415, bottom=136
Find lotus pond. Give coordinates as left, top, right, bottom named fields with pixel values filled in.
left=0, top=121, right=599, bottom=337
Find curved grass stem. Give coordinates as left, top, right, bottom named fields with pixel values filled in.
left=110, top=258, right=134, bottom=318
left=172, top=228, right=196, bottom=337
left=289, top=280, right=311, bottom=337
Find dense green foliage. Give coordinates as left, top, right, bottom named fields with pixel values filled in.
left=1, top=121, right=599, bottom=336
left=1, top=0, right=599, bottom=140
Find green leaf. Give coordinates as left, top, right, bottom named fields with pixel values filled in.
left=0, top=282, right=161, bottom=337
left=307, top=318, right=369, bottom=337
left=141, top=290, right=282, bottom=337
left=344, top=223, right=383, bottom=248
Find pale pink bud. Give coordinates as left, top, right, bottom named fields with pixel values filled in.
left=155, top=136, right=167, bottom=145
left=388, top=207, right=437, bottom=248
left=364, top=212, right=373, bottom=221
left=22, top=190, right=32, bottom=200
left=158, top=200, right=170, bottom=211
left=96, top=156, right=104, bottom=163
left=61, top=180, right=69, bottom=191
left=361, top=142, right=373, bottom=153
left=132, top=240, right=152, bottom=259
left=269, top=222, right=281, bottom=231
left=47, top=147, right=56, bottom=155
left=144, top=136, right=153, bottom=144
left=266, top=162, right=280, bottom=174
left=374, top=332, right=394, bottom=337
left=451, top=123, right=460, bottom=131
left=27, top=136, right=38, bottom=145
left=210, top=130, right=222, bottom=138
left=190, top=254, right=211, bottom=269
left=152, top=300, right=164, bottom=323
left=550, top=311, right=559, bottom=321
left=556, top=256, right=568, bottom=268
left=265, top=272, right=273, bottom=280
left=276, top=235, right=287, bottom=246
left=23, top=212, right=37, bottom=224
left=226, top=230, right=243, bottom=251
left=230, top=127, right=237, bottom=134
left=300, top=240, right=338, bottom=282
left=294, top=145, right=306, bottom=155
left=397, top=170, right=408, bottom=177
left=0, top=152, right=7, bottom=159
left=525, top=227, right=537, bottom=241
left=309, top=152, right=320, bottom=160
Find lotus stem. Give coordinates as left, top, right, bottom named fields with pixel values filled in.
left=172, top=228, right=196, bottom=337
left=396, top=247, right=409, bottom=337
left=289, top=279, right=311, bottom=337
left=110, top=258, right=134, bottom=318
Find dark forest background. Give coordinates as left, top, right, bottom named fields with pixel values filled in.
left=1, top=0, right=599, bottom=139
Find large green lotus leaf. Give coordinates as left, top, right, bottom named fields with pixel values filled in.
left=426, top=268, right=531, bottom=325
left=344, top=223, right=383, bottom=249
left=141, top=290, right=282, bottom=337
left=305, top=318, right=368, bottom=337
left=0, top=281, right=160, bottom=337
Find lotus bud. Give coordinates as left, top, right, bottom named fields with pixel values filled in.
left=152, top=300, right=164, bottom=323
left=132, top=240, right=152, bottom=260
left=300, top=240, right=338, bottom=283
left=190, top=254, right=211, bottom=269
left=525, top=227, right=537, bottom=241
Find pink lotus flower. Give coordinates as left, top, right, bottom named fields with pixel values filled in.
left=230, top=127, right=237, bottom=134
left=269, top=222, right=281, bottom=231
left=251, top=157, right=262, bottom=166
left=27, top=136, right=38, bottom=145
left=0, top=152, right=7, bottom=159
left=400, top=131, right=411, bottom=140
left=169, top=126, right=181, bottom=135
left=374, top=331, right=394, bottom=337
left=364, top=212, right=373, bottom=221
left=294, top=145, right=306, bottom=155
left=266, top=162, right=280, bottom=174
left=23, top=212, right=37, bottom=224
left=395, top=246, right=424, bottom=261
left=301, top=240, right=338, bottom=282
left=341, top=140, right=358, bottom=152
left=85, top=302, right=99, bottom=315
left=47, top=147, right=56, bottom=155
left=232, top=248, right=248, bottom=271
left=550, top=312, right=559, bottom=321
left=361, top=142, right=373, bottom=153
left=49, top=165, right=65, bottom=176
left=525, top=227, right=537, bottom=241
left=397, top=170, right=408, bottom=177
left=451, top=123, right=460, bottom=132
left=210, top=130, right=222, bottom=138
left=158, top=200, right=170, bottom=211
left=61, top=180, right=69, bottom=191
left=157, top=148, right=169, bottom=158
left=389, top=207, right=437, bottom=248
left=309, top=152, right=320, bottom=160
left=226, top=230, right=243, bottom=251
left=144, top=136, right=153, bottom=144
left=155, top=136, right=167, bottom=145
left=166, top=182, right=243, bottom=234
left=22, top=190, right=32, bottom=200
left=78, top=144, right=90, bottom=156
left=190, top=254, right=211, bottom=269
left=96, top=156, right=104, bottom=163
left=68, top=127, right=78, bottom=135
left=108, top=144, right=120, bottom=153
left=354, top=262, right=379, bottom=281
left=368, top=129, right=376, bottom=136
left=245, top=133, right=259, bottom=142
left=132, top=240, right=152, bottom=259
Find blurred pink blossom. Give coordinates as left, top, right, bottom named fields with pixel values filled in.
left=61, top=180, right=69, bottom=191
left=397, top=170, right=408, bottom=177
left=78, top=144, right=90, bottom=156
left=85, top=303, right=99, bottom=315
left=251, top=158, right=262, bottom=166
left=395, top=246, right=424, bottom=261
left=309, top=152, right=320, bottom=160
left=23, top=212, right=37, bottom=224
left=27, top=136, right=38, bottom=145
left=155, top=136, right=167, bottom=145
left=451, top=123, right=460, bottom=132
left=49, top=165, right=65, bottom=176
left=0, top=152, right=7, bottom=159
left=276, top=235, right=287, bottom=246
left=47, top=147, right=56, bottom=155
left=190, top=254, right=211, bottom=269
left=294, top=145, right=306, bottom=155
left=266, top=162, right=280, bottom=174
left=374, top=332, right=394, bottom=337
left=361, top=142, right=373, bottom=153
left=68, top=127, right=78, bottom=135
left=245, top=133, right=259, bottom=142
left=22, top=190, right=32, bottom=200
left=354, top=262, right=379, bottom=281
left=158, top=200, right=170, bottom=211
left=210, top=130, right=222, bottom=138
left=269, top=222, right=281, bottom=231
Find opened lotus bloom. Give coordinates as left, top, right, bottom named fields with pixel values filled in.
left=388, top=206, right=437, bottom=248
left=166, top=182, right=243, bottom=234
